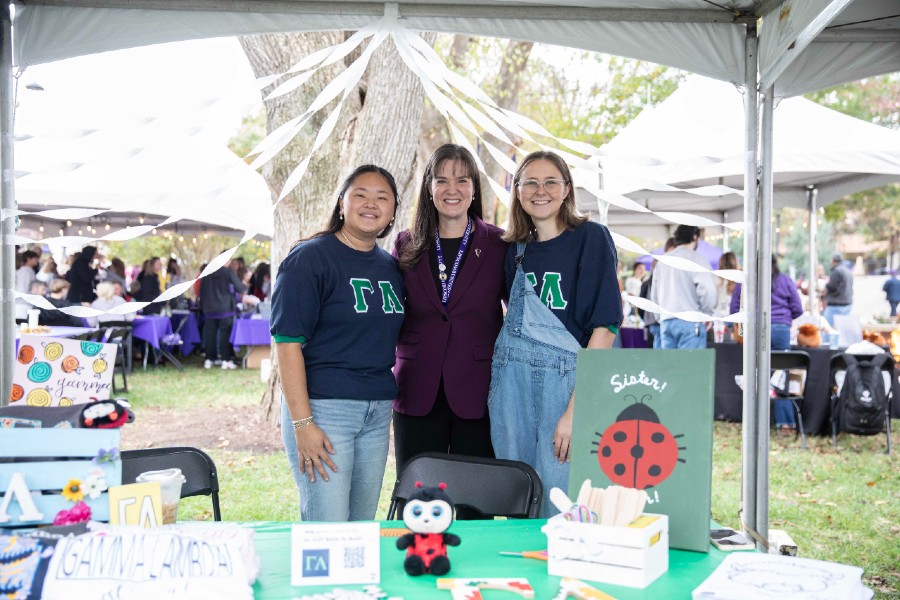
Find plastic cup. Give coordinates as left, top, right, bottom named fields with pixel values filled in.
left=828, top=332, right=840, bottom=349
left=27, top=309, right=40, bottom=329
left=136, top=468, right=186, bottom=524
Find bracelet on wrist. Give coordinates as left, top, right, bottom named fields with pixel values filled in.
left=292, top=416, right=315, bottom=430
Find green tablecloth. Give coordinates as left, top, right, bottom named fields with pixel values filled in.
left=249, top=520, right=730, bottom=599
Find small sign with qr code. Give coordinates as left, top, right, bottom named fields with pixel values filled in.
left=291, top=522, right=380, bottom=586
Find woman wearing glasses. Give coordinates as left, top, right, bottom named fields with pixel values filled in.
left=393, top=145, right=507, bottom=508
left=488, top=150, right=622, bottom=517
left=272, top=165, right=405, bottom=522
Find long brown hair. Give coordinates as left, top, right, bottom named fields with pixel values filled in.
left=397, top=144, right=483, bottom=271
left=503, top=151, right=586, bottom=243
left=295, top=164, right=400, bottom=248
left=718, top=251, right=739, bottom=294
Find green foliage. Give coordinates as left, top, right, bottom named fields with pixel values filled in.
left=779, top=209, right=836, bottom=278
left=227, top=108, right=267, bottom=163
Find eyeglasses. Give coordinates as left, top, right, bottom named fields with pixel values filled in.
left=517, top=178, right=568, bottom=194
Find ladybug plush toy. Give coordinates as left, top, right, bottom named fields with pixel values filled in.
left=396, top=482, right=460, bottom=576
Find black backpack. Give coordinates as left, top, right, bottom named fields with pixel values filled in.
left=833, top=354, right=891, bottom=435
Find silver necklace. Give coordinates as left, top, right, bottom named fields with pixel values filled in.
left=340, top=228, right=359, bottom=251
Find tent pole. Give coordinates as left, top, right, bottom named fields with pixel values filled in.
left=807, top=186, right=819, bottom=318
left=756, top=86, right=775, bottom=548
left=722, top=210, right=729, bottom=253
left=0, top=4, right=15, bottom=407
left=740, top=22, right=760, bottom=547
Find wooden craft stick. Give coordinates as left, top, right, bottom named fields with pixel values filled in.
left=599, top=486, right=618, bottom=525
left=558, top=577, right=618, bottom=600
left=576, top=480, right=592, bottom=506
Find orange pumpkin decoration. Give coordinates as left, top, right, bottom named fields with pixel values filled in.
left=17, top=345, right=34, bottom=364
left=10, top=384, right=24, bottom=402
left=61, top=355, right=81, bottom=373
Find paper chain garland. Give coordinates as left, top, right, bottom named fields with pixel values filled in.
left=4, top=13, right=749, bottom=325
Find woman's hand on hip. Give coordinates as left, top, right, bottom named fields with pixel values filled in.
left=295, top=424, right=337, bottom=483
left=553, top=397, right=575, bottom=463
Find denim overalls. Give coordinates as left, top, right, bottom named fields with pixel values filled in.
left=488, top=242, right=581, bottom=518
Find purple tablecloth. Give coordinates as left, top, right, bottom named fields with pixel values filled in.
left=230, top=317, right=271, bottom=347
left=14, top=327, right=97, bottom=351
left=132, top=315, right=173, bottom=350
left=171, top=311, right=201, bottom=356
left=620, top=326, right=648, bottom=348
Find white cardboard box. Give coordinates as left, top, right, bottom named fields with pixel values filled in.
left=542, top=513, right=669, bottom=589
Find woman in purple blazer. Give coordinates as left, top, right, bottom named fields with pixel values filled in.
left=393, top=144, right=508, bottom=485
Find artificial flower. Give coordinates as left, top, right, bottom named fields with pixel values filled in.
left=93, top=447, right=119, bottom=465
left=53, top=501, right=92, bottom=526
left=61, top=478, right=84, bottom=502
left=82, top=469, right=108, bottom=500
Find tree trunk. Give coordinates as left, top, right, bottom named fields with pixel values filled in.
left=240, top=32, right=361, bottom=425
left=240, top=32, right=431, bottom=425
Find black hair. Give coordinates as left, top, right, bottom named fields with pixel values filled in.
left=673, top=225, right=701, bottom=246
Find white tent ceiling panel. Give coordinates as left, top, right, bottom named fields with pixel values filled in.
left=774, top=40, right=900, bottom=97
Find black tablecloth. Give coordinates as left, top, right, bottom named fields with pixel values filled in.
left=713, top=342, right=900, bottom=435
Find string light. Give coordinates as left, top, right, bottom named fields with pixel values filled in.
left=58, top=229, right=64, bottom=236
left=105, top=223, right=111, bottom=231
left=66, top=220, right=72, bottom=227
left=77, top=229, right=83, bottom=235
left=139, top=216, right=145, bottom=224
left=38, top=224, right=44, bottom=232
left=152, top=229, right=157, bottom=235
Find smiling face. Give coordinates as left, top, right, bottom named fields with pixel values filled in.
left=430, top=159, right=474, bottom=224
left=516, top=159, right=570, bottom=227
left=341, top=171, right=396, bottom=241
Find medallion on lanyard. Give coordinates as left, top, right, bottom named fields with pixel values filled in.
left=435, top=217, right=472, bottom=306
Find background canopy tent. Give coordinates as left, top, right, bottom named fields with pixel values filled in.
left=576, top=75, right=900, bottom=240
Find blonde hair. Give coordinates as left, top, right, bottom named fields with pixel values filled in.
left=49, top=278, right=70, bottom=295
left=503, top=151, right=586, bottom=243
left=96, top=282, right=116, bottom=301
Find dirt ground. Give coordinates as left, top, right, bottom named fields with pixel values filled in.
left=120, top=405, right=283, bottom=453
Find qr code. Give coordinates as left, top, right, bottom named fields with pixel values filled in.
left=343, top=546, right=365, bottom=569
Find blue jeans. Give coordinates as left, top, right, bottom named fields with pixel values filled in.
left=770, top=323, right=795, bottom=427
left=660, top=319, right=707, bottom=349
left=281, top=397, right=391, bottom=522
left=648, top=323, right=661, bottom=348
left=822, top=304, right=851, bottom=327
left=488, top=248, right=581, bottom=518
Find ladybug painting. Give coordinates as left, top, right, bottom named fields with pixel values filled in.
left=592, top=394, right=684, bottom=490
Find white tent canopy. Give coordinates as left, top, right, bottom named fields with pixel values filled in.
left=576, top=75, right=900, bottom=237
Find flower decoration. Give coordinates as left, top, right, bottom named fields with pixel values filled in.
left=53, top=501, right=92, bottom=526
left=61, top=478, right=84, bottom=503
left=82, top=468, right=108, bottom=500
left=93, top=447, right=119, bottom=465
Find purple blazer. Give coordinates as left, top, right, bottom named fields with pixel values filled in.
left=393, top=217, right=508, bottom=419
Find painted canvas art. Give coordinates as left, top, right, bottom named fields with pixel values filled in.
left=11, top=335, right=116, bottom=406
left=569, top=349, right=715, bottom=552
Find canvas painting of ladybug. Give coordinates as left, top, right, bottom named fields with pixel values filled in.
left=569, top=349, right=715, bottom=553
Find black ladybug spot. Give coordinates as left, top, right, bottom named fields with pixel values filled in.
left=426, top=549, right=436, bottom=555
left=614, top=464, right=626, bottom=476
left=601, top=446, right=612, bottom=457
left=651, top=432, right=665, bottom=443
left=613, top=431, right=627, bottom=442
left=630, top=444, right=644, bottom=459
left=648, top=465, right=661, bottom=477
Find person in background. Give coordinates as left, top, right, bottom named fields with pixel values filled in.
left=135, top=257, right=163, bottom=314
left=200, top=258, right=245, bottom=370
left=392, top=144, right=507, bottom=504
left=165, top=258, right=184, bottom=289
left=16, top=250, right=38, bottom=294
left=65, top=246, right=99, bottom=304
left=822, top=252, right=853, bottom=326
left=193, top=263, right=207, bottom=302
left=39, top=279, right=83, bottom=327
left=272, top=164, right=404, bottom=523
left=105, top=257, right=128, bottom=289
left=113, top=281, right=132, bottom=302
left=624, top=262, right=646, bottom=298
left=638, top=237, right=676, bottom=348
left=87, top=282, right=134, bottom=327
left=715, top=252, right=739, bottom=319
left=649, top=225, right=716, bottom=349
left=250, top=262, right=271, bottom=301
left=36, top=257, right=59, bottom=285
left=883, top=271, right=900, bottom=318
left=236, top=266, right=260, bottom=315
left=230, top=256, right=246, bottom=273
left=489, top=151, right=621, bottom=517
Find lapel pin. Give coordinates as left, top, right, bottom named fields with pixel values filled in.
left=475, top=249, right=482, bottom=257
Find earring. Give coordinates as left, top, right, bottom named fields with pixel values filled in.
left=339, top=212, right=344, bottom=221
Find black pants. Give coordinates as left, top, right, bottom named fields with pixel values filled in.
left=393, top=380, right=494, bottom=519
left=202, top=315, right=235, bottom=361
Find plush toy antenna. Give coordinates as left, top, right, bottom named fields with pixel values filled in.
left=415, top=481, right=423, bottom=488
left=439, top=482, right=447, bottom=490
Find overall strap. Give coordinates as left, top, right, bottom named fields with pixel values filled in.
left=514, top=241, right=527, bottom=269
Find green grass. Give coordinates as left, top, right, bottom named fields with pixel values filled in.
left=121, top=364, right=900, bottom=596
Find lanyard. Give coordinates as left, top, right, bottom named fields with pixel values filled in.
left=435, top=217, right=472, bottom=307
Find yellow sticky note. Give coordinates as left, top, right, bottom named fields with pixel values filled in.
left=107, top=482, right=163, bottom=528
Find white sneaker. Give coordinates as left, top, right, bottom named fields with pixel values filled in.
left=214, top=359, right=224, bottom=366
left=221, top=360, right=237, bottom=370
left=204, top=359, right=213, bottom=369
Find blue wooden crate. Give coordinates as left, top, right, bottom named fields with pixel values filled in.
left=0, top=429, right=121, bottom=527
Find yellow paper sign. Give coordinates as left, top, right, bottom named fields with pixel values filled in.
left=107, top=482, right=163, bottom=528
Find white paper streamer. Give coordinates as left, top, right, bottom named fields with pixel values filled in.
left=625, top=293, right=745, bottom=324
left=610, top=231, right=744, bottom=283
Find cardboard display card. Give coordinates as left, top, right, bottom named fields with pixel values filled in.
left=569, top=349, right=715, bottom=553
left=108, top=483, right=163, bottom=528
left=11, top=336, right=117, bottom=406
left=291, top=522, right=380, bottom=586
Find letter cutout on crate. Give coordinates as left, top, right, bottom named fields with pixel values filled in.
left=12, top=335, right=117, bottom=406
left=0, top=429, right=121, bottom=527
left=568, top=349, right=714, bottom=552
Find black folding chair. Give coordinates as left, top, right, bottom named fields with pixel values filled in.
left=829, top=353, right=894, bottom=454
left=121, top=446, right=222, bottom=521
left=102, top=325, right=133, bottom=393
left=100, top=320, right=135, bottom=374
left=771, top=350, right=811, bottom=449
left=148, top=314, right=187, bottom=371
left=387, top=453, right=543, bottom=520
